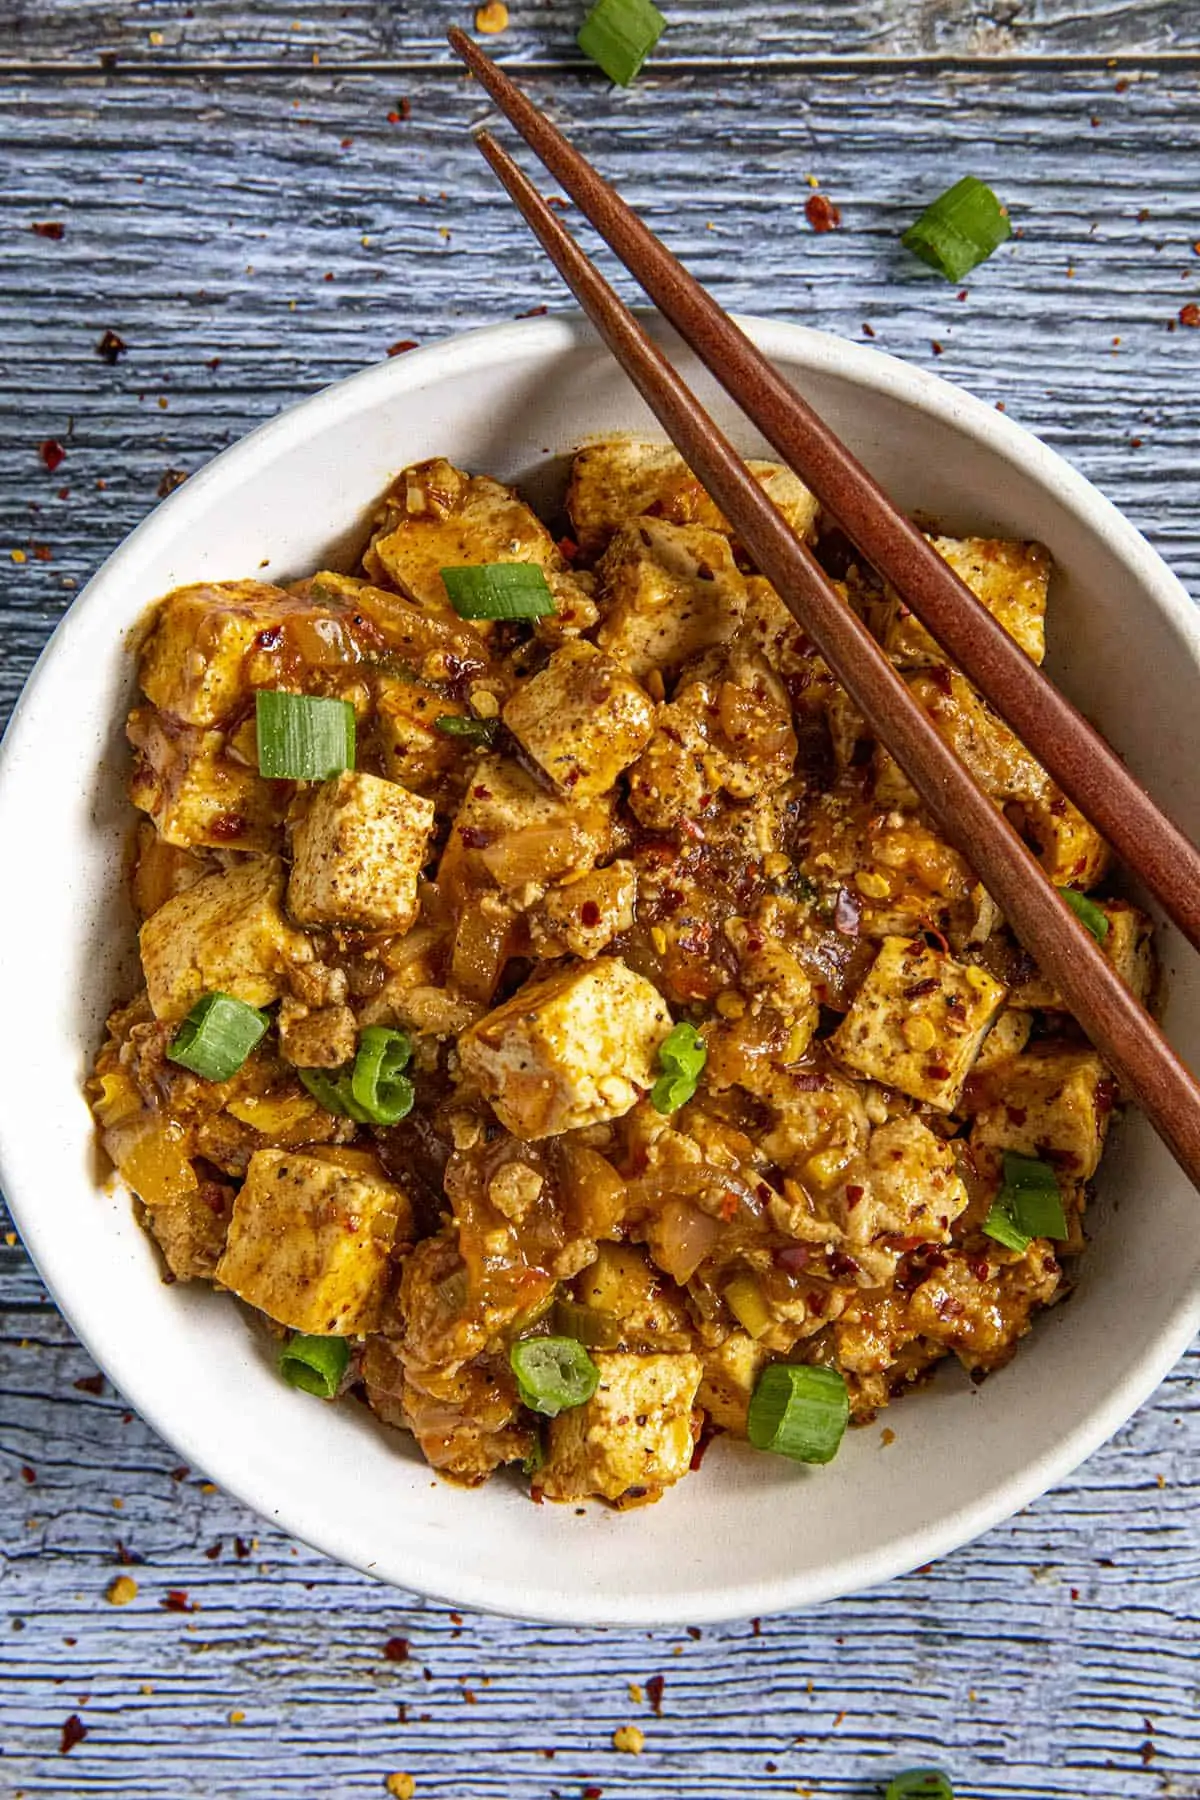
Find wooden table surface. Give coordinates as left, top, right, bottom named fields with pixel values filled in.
left=1, top=3, right=1198, bottom=1795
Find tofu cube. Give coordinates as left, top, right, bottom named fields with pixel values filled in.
left=1021, top=792, right=1112, bottom=890
left=882, top=536, right=1051, bottom=668
left=595, top=518, right=747, bottom=678
left=969, top=1044, right=1115, bottom=1179
left=127, top=708, right=283, bottom=851
left=439, top=756, right=613, bottom=897
left=971, top=1006, right=1035, bottom=1075
left=502, top=642, right=655, bottom=798
left=458, top=956, right=673, bottom=1139
left=538, top=1351, right=703, bottom=1505
left=287, top=770, right=435, bottom=933
left=216, top=1148, right=411, bottom=1334
left=364, top=457, right=594, bottom=632
left=139, top=580, right=296, bottom=727
left=140, top=855, right=312, bottom=1021
left=697, top=1332, right=771, bottom=1436
left=830, top=935, right=1007, bottom=1110
left=374, top=673, right=467, bottom=794
left=571, top=1243, right=694, bottom=1351
left=532, top=860, right=637, bottom=960
left=566, top=435, right=818, bottom=555
left=1004, top=899, right=1154, bottom=1011
left=832, top=1115, right=968, bottom=1248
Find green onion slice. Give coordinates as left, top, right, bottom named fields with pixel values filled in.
left=884, top=1773, right=954, bottom=1800
left=440, top=563, right=556, bottom=621
left=578, top=0, right=666, bottom=86
left=982, top=1151, right=1068, bottom=1252
left=552, top=1296, right=623, bottom=1350
left=434, top=714, right=498, bottom=745
left=902, top=176, right=1012, bottom=282
left=747, top=1362, right=849, bottom=1464
left=510, top=1336, right=599, bottom=1417
left=279, top=1332, right=350, bottom=1399
left=256, top=690, right=356, bottom=780
left=298, top=1066, right=373, bottom=1124
left=650, top=1020, right=707, bottom=1114
left=1063, top=887, right=1110, bottom=943
left=167, top=992, right=268, bottom=1082
left=350, top=1025, right=415, bottom=1126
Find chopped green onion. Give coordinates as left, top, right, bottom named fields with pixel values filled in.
left=983, top=1151, right=1068, bottom=1252
left=256, top=690, right=356, bottom=780
left=650, top=1020, right=707, bottom=1114
left=884, top=1774, right=954, bottom=1800
left=578, top=0, right=665, bottom=86
left=167, top=992, right=268, bottom=1082
left=279, top=1332, right=350, bottom=1399
left=1063, top=887, right=1110, bottom=943
left=350, top=1025, right=415, bottom=1126
left=902, top=176, right=1012, bottom=282
left=298, top=1066, right=373, bottom=1124
left=510, top=1336, right=599, bottom=1417
left=440, top=563, right=556, bottom=621
left=747, top=1362, right=849, bottom=1464
left=520, top=1429, right=546, bottom=1478
left=434, top=714, right=499, bottom=745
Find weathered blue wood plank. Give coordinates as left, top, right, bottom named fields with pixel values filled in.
left=0, top=31, right=1198, bottom=1800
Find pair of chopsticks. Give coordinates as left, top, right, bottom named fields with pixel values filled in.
left=447, top=27, right=1200, bottom=1195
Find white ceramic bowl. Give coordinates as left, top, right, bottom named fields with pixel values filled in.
left=2, top=313, right=1198, bottom=1626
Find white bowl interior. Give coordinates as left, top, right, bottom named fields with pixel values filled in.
left=1, top=314, right=1198, bottom=1625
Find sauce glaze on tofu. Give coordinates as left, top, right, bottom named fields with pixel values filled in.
left=88, top=438, right=1149, bottom=1507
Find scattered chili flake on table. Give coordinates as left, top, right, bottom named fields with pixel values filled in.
left=31, top=220, right=65, bottom=240
left=1180, top=302, right=1200, bottom=327
left=157, top=468, right=189, bottom=498
left=386, top=339, right=419, bottom=357
left=518, top=303, right=549, bottom=317
left=612, top=1725, right=645, bottom=1754
left=475, top=0, right=509, bottom=30
left=74, top=1372, right=104, bottom=1394
left=60, top=1714, right=88, bottom=1754
left=33, top=542, right=52, bottom=561
left=862, top=322, right=876, bottom=338
left=931, top=340, right=945, bottom=355
left=383, top=1636, right=410, bottom=1662
left=161, top=1589, right=197, bottom=1613
left=39, top=438, right=66, bottom=473
left=96, top=329, right=127, bottom=364
left=106, top=1575, right=138, bottom=1605
left=387, top=99, right=412, bottom=123
left=583, top=1788, right=604, bottom=1798
left=645, top=1674, right=666, bottom=1715
left=804, top=193, right=842, bottom=232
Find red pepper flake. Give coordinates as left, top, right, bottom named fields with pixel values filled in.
left=750, top=1616, right=762, bottom=1636
left=234, top=1536, right=251, bottom=1559
left=74, top=1372, right=104, bottom=1395
left=518, top=303, right=549, bottom=318
left=386, top=339, right=419, bottom=357
left=170, top=1465, right=189, bottom=1482
left=583, top=1788, right=604, bottom=1798
left=861, top=321, right=875, bottom=338
left=1115, top=77, right=1129, bottom=93
left=383, top=1636, right=410, bottom=1662
left=33, top=542, right=52, bottom=562
left=387, top=98, right=412, bottom=123
left=157, top=468, right=188, bottom=498
left=32, top=220, right=65, bottom=240
left=557, top=534, right=580, bottom=561
left=39, top=438, right=66, bottom=473
left=96, top=329, right=127, bottom=364
left=57, top=486, right=69, bottom=499
left=645, top=1674, right=666, bottom=1716
left=804, top=193, right=842, bottom=233
left=844, top=1184, right=865, bottom=1209
left=1180, top=302, right=1200, bottom=328
left=340, top=136, right=353, bottom=148
left=161, top=1589, right=197, bottom=1613
left=20, top=1464, right=35, bottom=1483
left=931, top=340, right=945, bottom=356
left=580, top=900, right=601, bottom=928
left=114, top=1540, right=145, bottom=1565
left=60, top=1714, right=88, bottom=1754
left=686, top=1626, right=702, bottom=1640
left=204, top=1541, right=223, bottom=1561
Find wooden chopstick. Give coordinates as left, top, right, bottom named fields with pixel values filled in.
left=463, top=120, right=1200, bottom=1193
left=448, top=27, right=1200, bottom=963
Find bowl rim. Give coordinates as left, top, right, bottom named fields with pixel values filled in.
left=3, top=310, right=1199, bottom=1625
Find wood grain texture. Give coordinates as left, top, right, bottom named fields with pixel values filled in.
left=1, top=10, right=1199, bottom=1797
left=3, top=0, right=1200, bottom=64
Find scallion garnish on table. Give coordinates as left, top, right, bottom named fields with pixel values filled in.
left=440, top=562, right=557, bottom=620
left=902, top=176, right=1011, bottom=282
left=983, top=1151, right=1068, bottom=1252
left=577, top=0, right=666, bottom=87
left=510, top=1336, right=600, bottom=1416
left=650, top=1020, right=707, bottom=1114
left=255, top=689, right=356, bottom=780
left=747, top=1362, right=850, bottom=1465
left=279, top=1332, right=350, bottom=1399
left=167, top=992, right=268, bottom=1082
left=884, top=1773, right=955, bottom=1800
